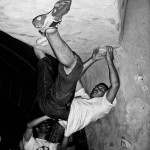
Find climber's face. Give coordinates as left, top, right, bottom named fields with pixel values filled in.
left=90, top=83, right=108, bottom=98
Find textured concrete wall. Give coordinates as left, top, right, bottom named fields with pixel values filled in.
left=81, top=0, right=150, bottom=149
left=0, top=0, right=126, bottom=55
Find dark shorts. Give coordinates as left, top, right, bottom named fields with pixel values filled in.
left=36, top=52, right=83, bottom=120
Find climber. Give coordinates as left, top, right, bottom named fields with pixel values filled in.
left=32, top=0, right=120, bottom=149
left=33, top=44, right=109, bottom=149
left=33, top=0, right=108, bottom=121
left=34, top=43, right=119, bottom=150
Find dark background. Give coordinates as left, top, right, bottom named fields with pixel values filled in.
left=0, top=30, right=42, bottom=149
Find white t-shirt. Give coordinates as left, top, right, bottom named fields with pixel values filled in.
left=23, top=136, right=58, bottom=150
left=59, top=88, right=116, bottom=137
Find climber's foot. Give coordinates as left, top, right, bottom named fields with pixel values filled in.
left=32, top=0, right=72, bottom=35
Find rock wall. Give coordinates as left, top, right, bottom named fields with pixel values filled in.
left=0, top=0, right=127, bottom=55
left=81, top=0, right=150, bottom=149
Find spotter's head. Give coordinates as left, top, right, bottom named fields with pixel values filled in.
left=34, top=119, right=54, bottom=138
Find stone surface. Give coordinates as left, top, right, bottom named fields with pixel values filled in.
left=84, top=0, right=150, bottom=149
left=0, top=0, right=127, bottom=55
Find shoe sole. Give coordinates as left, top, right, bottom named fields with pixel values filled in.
left=32, top=0, right=72, bottom=29
left=51, top=0, right=72, bottom=21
